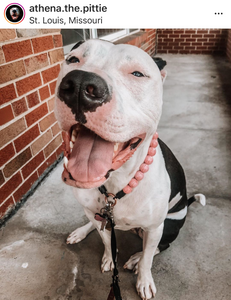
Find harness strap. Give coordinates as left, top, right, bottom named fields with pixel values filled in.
left=98, top=185, right=126, bottom=200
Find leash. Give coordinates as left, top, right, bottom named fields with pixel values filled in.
left=95, top=132, right=159, bottom=300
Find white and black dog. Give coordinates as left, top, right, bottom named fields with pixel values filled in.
left=55, top=39, right=205, bottom=300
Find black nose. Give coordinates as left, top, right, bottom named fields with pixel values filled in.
left=58, top=70, right=111, bottom=123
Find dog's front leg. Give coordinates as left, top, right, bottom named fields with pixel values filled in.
left=84, top=208, right=114, bottom=273
left=136, top=223, right=164, bottom=300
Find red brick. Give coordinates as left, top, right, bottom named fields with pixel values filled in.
left=197, top=30, right=209, bottom=34
left=0, top=196, right=15, bottom=218
left=174, top=38, right=185, bottom=42
left=16, top=73, right=42, bottom=96
left=197, top=46, right=208, bottom=50
left=0, top=143, right=15, bottom=167
left=185, top=46, right=197, bottom=50
left=0, top=60, right=26, bottom=84
left=0, top=118, right=26, bottom=148
left=3, top=40, right=33, bottom=62
left=191, top=34, right=203, bottom=38
left=181, top=42, right=191, bottom=46
left=56, top=144, right=63, bottom=157
left=168, top=50, right=179, bottom=54
left=14, top=171, right=38, bottom=203
left=190, top=50, right=202, bottom=54
left=181, top=34, right=192, bottom=38
left=32, top=130, right=53, bottom=157
left=43, top=134, right=62, bottom=158
left=186, top=38, right=196, bottom=42
left=0, top=172, right=22, bottom=203
left=14, top=124, right=40, bottom=153
left=39, top=112, right=56, bottom=132
left=32, top=35, right=54, bottom=54
left=0, top=170, right=5, bottom=187
left=158, top=42, right=168, bottom=47
left=3, top=148, right=32, bottom=178
left=209, top=29, right=222, bottom=34
left=27, top=91, right=40, bottom=108
left=0, top=105, right=14, bottom=126
left=184, top=30, right=196, bottom=34
left=179, top=50, right=191, bottom=54
left=53, top=34, right=63, bottom=47
left=38, top=152, right=57, bottom=176
left=25, top=103, right=48, bottom=127
left=173, top=30, right=185, bottom=34
left=173, top=46, right=184, bottom=50
left=49, top=80, right=57, bottom=95
left=24, top=53, right=49, bottom=74
left=0, top=84, right=16, bottom=105
left=42, top=64, right=60, bottom=84
left=169, top=34, right=180, bottom=38
left=51, top=122, right=61, bottom=137
left=197, top=38, right=208, bottom=42
left=12, top=98, right=28, bottom=116
left=39, top=85, right=50, bottom=101
left=204, top=34, right=215, bottom=38
left=0, top=29, right=16, bottom=42
left=22, top=151, right=45, bottom=179
left=49, top=48, right=64, bottom=64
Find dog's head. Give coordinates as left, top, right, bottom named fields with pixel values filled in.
left=55, top=39, right=166, bottom=189
left=9, top=7, right=20, bottom=21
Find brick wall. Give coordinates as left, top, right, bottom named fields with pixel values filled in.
left=0, top=29, right=64, bottom=219
left=157, top=29, right=227, bottom=54
left=226, top=29, right=231, bottom=62
left=114, top=29, right=157, bottom=56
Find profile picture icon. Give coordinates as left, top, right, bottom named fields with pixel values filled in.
left=4, top=3, right=25, bottom=24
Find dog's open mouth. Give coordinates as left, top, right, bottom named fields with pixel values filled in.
left=62, top=124, right=145, bottom=188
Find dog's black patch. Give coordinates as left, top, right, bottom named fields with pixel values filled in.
left=71, top=40, right=85, bottom=51
left=158, top=138, right=186, bottom=205
left=58, top=70, right=112, bottom=124
left=152, top=57, right=167, bottom=71
left=157, top=138, right=188, bottom=251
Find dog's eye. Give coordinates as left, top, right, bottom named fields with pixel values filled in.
left=131, top=71, right=145, bottom=77
left=66, top=56, right=80, bottom=64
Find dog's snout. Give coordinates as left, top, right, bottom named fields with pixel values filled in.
left=58, top=70, right=111, bottom=123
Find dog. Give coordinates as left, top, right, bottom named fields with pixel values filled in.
left=7, top=7, right=22, bottom=22
left=54, top=39, right=205, bottom=299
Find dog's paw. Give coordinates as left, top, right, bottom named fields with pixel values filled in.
left=66, top=227, right=87, bottom=244
left=136, top=270, right=156, bottom=300
left=123, top=251, right=142, bottom=274
left=101, top=252, right=114, bottom=273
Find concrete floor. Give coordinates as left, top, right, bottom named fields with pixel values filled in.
left=1, top=54, right=231, bottom=300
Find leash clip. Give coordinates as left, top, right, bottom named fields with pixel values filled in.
left=105, top=193, right=117, bottom=207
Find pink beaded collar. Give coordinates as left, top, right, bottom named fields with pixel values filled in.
left=98, top=132, right=158, bottom=203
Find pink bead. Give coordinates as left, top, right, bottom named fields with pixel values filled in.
left=135, top=171, right=144, bottom=181
left=153, top=132, right=158, bottom=139
left=139, top=163, right=149, bottom=173
left=148, top=147, right=156, bottom=156
left=150, top=139, right=158, bottom=148
left=144, top=155, right=153, bottom=165
left=129, top=178, right=139, bottom=188
left=123, top=185, right=133, bottom=194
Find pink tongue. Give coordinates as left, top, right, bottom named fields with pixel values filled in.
left=68, top=127, right=114, bottom=183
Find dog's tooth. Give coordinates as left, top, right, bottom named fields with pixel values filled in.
left=70, top=141, right=74, bottom=149
left=114, top=143, right=119, bottom=152
left=64, top=156, right=68, bottom=169
left=71, top=130, right=77, bottom=142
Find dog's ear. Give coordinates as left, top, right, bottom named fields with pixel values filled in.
left=152, top=57, right=167, bottom=71
left=160, top=69, right=167, bottom=84
left=71, top=40, right=85, bottom=51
